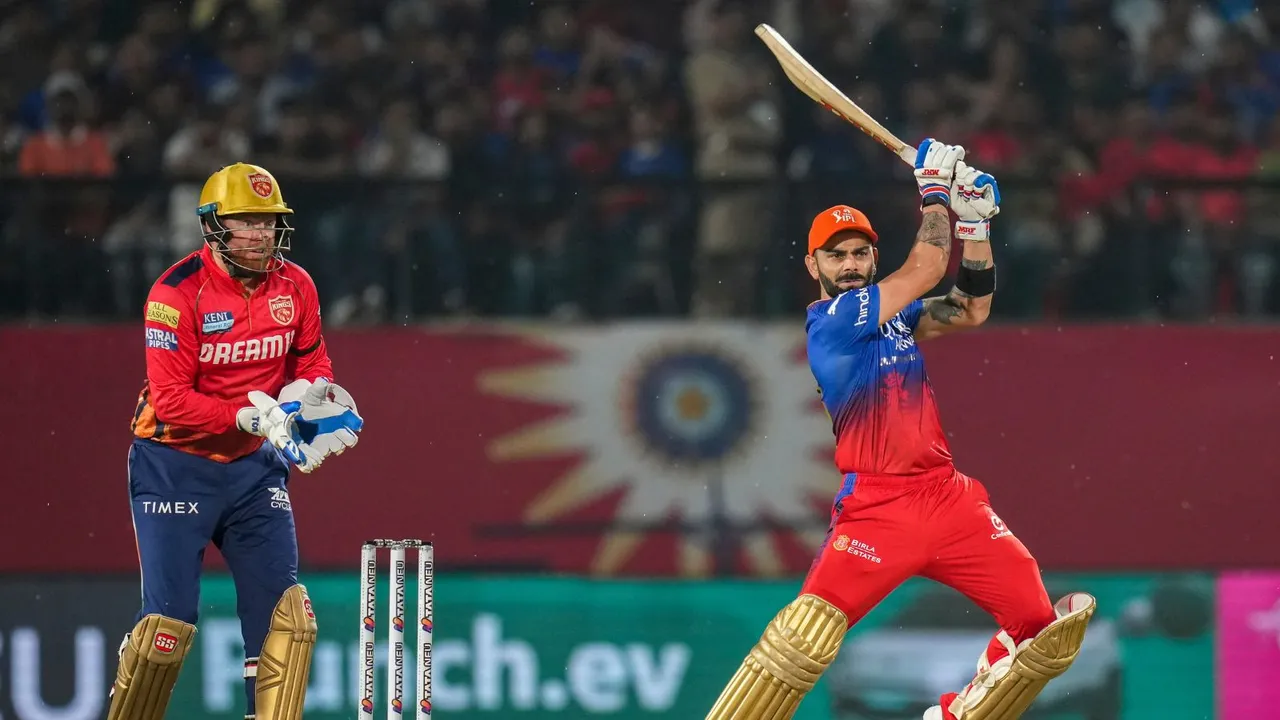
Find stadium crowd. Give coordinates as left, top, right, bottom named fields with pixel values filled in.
left=2, top=0, right=1280, bottom=323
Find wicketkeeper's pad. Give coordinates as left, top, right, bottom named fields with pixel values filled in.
left=106, top=614, right=197, bottom=720
left=252, top=584, right=318, bottom=720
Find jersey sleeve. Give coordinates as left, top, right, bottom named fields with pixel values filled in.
left=901, top=298, right=925, bottom=332
left=287, top=267, right=335, bottom=383
left=820, top=286, right=881, bottom=346
left=143, top=283, right=243, bottom=432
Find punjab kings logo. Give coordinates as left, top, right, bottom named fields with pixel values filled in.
left=479, top=323, right=833, bottom=577
left=248, top=172, right=273, bottom=198
left=268, top=295, right=294, bottom=325
left=832, top=535, right=851, bottom=552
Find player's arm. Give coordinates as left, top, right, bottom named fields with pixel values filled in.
left=875, top=205, right=951, bottom=326
left=916, top=162, right=1001, bottom=341
left=873, top=139, right=964, bottom=326
left=286, top=268, right=335, bottom=383
left=143, top=285, right=244, bottom=432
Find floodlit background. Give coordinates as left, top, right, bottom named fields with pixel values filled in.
left=2, top=0, right=1278, bottom=718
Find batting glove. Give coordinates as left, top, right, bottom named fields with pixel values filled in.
left=914, top=138, right=965, bottom=208
left=950, top=161, right=1001, bottom=241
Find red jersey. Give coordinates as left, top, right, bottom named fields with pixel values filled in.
left=131, top=244, right=335, bottom=462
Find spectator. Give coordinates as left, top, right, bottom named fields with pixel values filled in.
left=683, top=0, right=782, bottom=317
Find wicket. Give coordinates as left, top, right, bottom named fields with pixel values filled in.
left=359, top=539, right=434, bottom=720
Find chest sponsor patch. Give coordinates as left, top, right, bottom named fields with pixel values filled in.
left=202, top=311, right=235, bottom=334
left=199, top=330, right=295, bottom=365
left=146, top=301, right=181, bottom=329
left=146, top=328, right=179, bottom=351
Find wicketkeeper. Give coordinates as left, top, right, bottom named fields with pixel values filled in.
left=108, top=163, right=364, bottom=720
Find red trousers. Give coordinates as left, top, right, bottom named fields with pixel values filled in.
left=801, top=465, right=1055, bottom=644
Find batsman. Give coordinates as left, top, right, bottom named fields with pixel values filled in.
left=109, top=163, right=365, bottom=720
left=704, top=140, right=1095, bottom=720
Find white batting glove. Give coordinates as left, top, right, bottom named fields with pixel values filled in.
left=236, top=393, right=307, bottom=467
left=913, top=138, right=966, bottom=208
left=950, top=161, right=1001, bottom=241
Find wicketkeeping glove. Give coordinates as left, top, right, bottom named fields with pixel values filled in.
left=914, top=138, right=966, bottom=208
left=276, top=378, right=364, bottom=473
left=950, top=161, right=1001, bottom=241
left=236, top=393, right=308, bottom=468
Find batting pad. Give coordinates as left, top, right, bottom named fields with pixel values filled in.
left=106, top=614, right=196, bottom=720
left=254, top=584, right=318, bottom=720
left=948, top=592, right=1096, bottom=720
left=705, top=594, right=848, bottom=720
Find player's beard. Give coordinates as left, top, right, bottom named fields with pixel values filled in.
left=819, top=268, right=872, bottom=297
left=228, top=244, right=274, bottom=274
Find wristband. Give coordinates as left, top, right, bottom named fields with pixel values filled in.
left=921, top=194, right=949, bottom=209
left=955, top=264, right=996, bottom=297
left=955, top=220, right=989, bottom=241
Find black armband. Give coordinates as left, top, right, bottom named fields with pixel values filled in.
left=955, top=264, right=996, bottom=297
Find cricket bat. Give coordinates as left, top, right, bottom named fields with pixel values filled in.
left=755, top=23, right=917, bottom=166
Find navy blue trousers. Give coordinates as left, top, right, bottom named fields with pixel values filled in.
left=128, top=438, right=298, bottom=717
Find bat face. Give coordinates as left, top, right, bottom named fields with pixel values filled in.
left=755, top=24, right=917, bottom=166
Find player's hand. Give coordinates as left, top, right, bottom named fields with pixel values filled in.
left=913, top=138, right=965, bottom=208
left=283, top=378, right=363, bottom=449
left=275, top=378, right=364, bottom=473
left=950, top=161, right=1001, bottom=240
left=236, top=393, right=307, bottom=467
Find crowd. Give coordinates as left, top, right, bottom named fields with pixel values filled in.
left=2, top=0, right=1280, bottom=323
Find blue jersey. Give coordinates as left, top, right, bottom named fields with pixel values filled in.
left=805, top=285, right=953, bottom=475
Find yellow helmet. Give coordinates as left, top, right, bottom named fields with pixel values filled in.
left=197, top=162, right=293, bottom=216
left=196, top=163, right=294, bottom=275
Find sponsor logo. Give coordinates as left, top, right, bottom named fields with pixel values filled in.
left=990, top=511, right=1013, bottom=540
left=832, top=534, right=881, bottom=563
left=141, top=501, right=199, bottom=514
left=880, top=316, right=916, bottom=352
left=855, top=288, right=870, bottom=326
left=268, top=487, right=291, bottom=511
left=154, top=632, right=178, bottom=654
left=268, top=295, right=295, bottom=325
left=145, top=328, right=179, bottom=351
left=199, top=331, right=294, bottom=365
left=248, top=172, right=273, bottom=198
left=302, top=596, right=315, bottom=620
left=146, top=301, right=181, bottom=329
left=201, top=311, right=234, bottom=334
